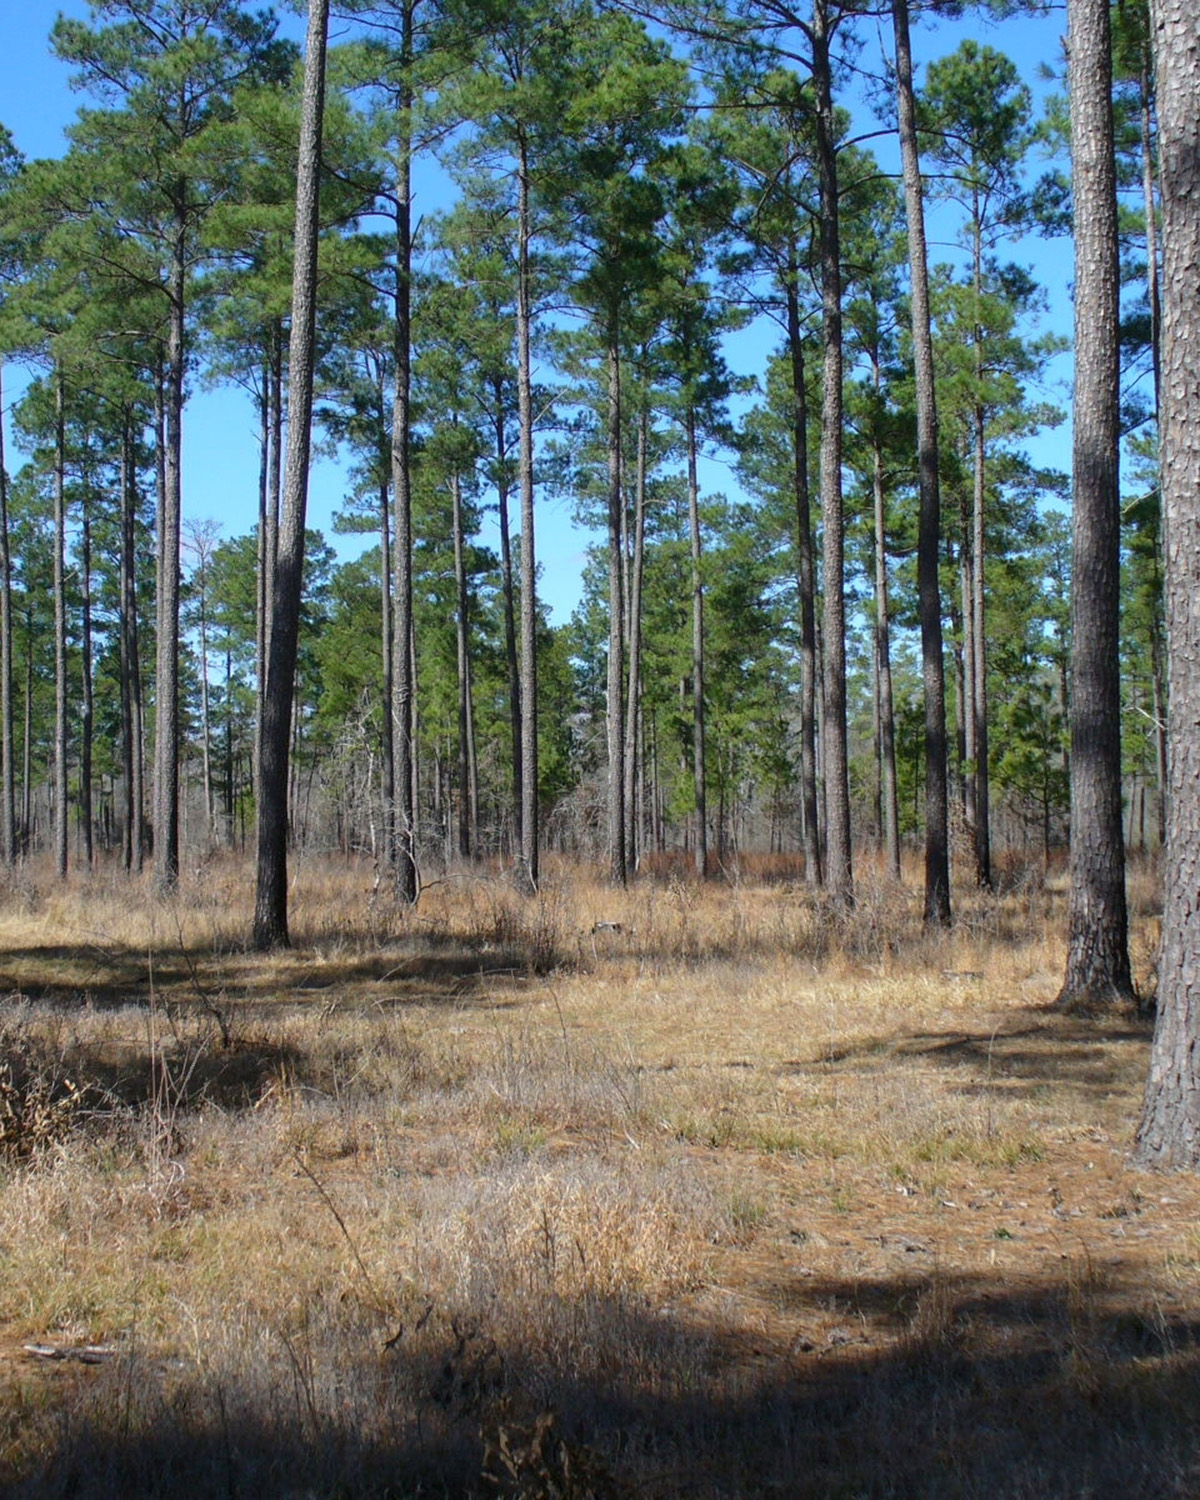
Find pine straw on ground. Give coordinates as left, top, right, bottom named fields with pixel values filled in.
left=0, top=852, right=1192, bottom=1498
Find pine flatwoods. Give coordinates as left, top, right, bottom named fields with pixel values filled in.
left=2, top=2, right=1200, bottom=1484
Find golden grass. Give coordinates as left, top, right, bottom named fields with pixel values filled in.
left=0, top=850, right=1192, bottom=1498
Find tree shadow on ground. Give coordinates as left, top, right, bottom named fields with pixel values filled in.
left=0, top=940, right=540, bottom=1016
left=810, top=1011, right=1152, bottom=1106
left=8, top=1263, right=1200, bottom=1498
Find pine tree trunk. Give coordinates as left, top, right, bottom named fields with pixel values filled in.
left=253, top=0, right=330, bottom=949
left=517, top=136, right=539, bottom=892
left=53, top=373, right=68, bottom=882
left=119, top=413, right=145, bottom=872
left=813, top=0, right=852, bottom=903
left=391, top=4, right=419, bottom=905
left=785, top=273, right=822, bottom=886
left=79, top=490, right=94, bottom=869
left=623, top=403, right=648, bottom=871
left=378, top=470, right=395, bottom=866
left=1058, top=0, right=1134, bottom=1007
left=971, top=202, right=992, bottom=889
left=894, top=0, right=951, bottom=926
left=494, top=383, right=522, bottom=857
left=1135, top=0, right=1200, bottom=1163
left=0, top=361, right=15, bottom=866
left=605, top=320, right=626, bottom=887
left=871, top=356, right=901, bottom=880
left=451, top=468, right=473, bottom=860
left=686, top=407, right=707, bottom=878
left=154, top=235, right=185, bottom=891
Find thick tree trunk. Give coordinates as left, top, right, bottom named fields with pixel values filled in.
left=253, top=0, right=329, bottom=949
left=894, top=0, right=951, bottom=926
left=1135, top=0, right=1200, bottom=1163
left=785, top=274, right=822, bottom=886
left=517, top=137, right=539, bottom=891
left=813, top=0, right=852, bottom=903
left=1058, top=0, right=1134, bottom=1007
left=686, top=407, right=707, bottom=878
left=53, top=374, right=68, bottom=882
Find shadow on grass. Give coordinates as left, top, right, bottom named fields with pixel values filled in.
left=0, top=941, right=540, bottom=1016
left=8, top=1263, right=1200, bottom=1498
left=814, top=1013, right=1153, bottom=1106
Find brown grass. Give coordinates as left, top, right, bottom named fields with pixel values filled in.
left=0, top=850, right=1193, bottom=1498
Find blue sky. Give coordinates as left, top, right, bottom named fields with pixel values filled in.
left=0, top=1, right=1077, bottom=626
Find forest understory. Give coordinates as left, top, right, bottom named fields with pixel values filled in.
left=0, top=851, right=1195, bottom=1499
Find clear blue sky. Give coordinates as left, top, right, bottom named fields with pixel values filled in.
left=0, top=1, right=1077, bottom=626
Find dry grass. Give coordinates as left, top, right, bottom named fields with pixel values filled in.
left=0, top=850, right=1194, bottom=1497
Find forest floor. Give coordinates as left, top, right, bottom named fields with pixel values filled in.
left=0, top=852, right=1196, bottom=1498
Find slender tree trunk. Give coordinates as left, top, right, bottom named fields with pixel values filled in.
left=53, top=373, right=68, bottom=882
left=22, top=616, right=31, bottom=854
left=605, top=321, right=627, bottom=887
left=378, top=469, right=395, bottom=867
left=785, top=272, right=822, bottom=887
left=451, top=468, right=473, bottom=860
left=197, top=558, right=214, bottom=842
left=253, top=0, right=330, bottom=949
left=971, top=204, right=992, bottom=889
left=1135, top=0, right=1200, bottom=1164
left=960, top=520, right=976, bottom=838
left=494, top=382, right=522, bottom=856
left=390, top=3, right=419, bottom=904
left=119, top=413, right=144, bottom=872
left=871, top=356, right=901, bottom=880
left=623, top=402, right=648, bottom=871
left=79, top=485, right=94, bottom=869
left=686, top=407, right=707, bottom=878
left=1058, top=0, right=1134, bottom=1007
left=0, top=361, right=15, bottom=866
left=813, top=0, right=852, bottom=903
left=154, top=234, right=186, bottom=891
left=894, top=0, right=951, bottom=926
left=517, top=135, right=539, bottom=892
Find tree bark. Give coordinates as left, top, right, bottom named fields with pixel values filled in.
left=79, top=484, right=94, bottom=869
left=1058, top=0, right=1134, bottom=1007
left=0, top=361, right=15, bottom=866
left=451, top=467, right=474, bottom=860
left=605, top=320, right=626, bottom=886
left=623, top=401, right=648, bottom=871
left=390, top=0, right=419, bottom=905
left=785, top=272, right=822, bottom=887
left=686, top=407, right=707, bottom=878
left=493, top=378, right=522, bottom=857
left=813, top=0, right=852, bottom=902
left=1135, top=0, right=1200, bottom=1163
left=53, top=373, right=68, bottom=882
left=871, top=355, right=901, bottom=881
left=517, top=134, right=539, bottom=891
left=894, top=0, right=951, bottom=926
left=253, top=0, right=330, bottom=949
left=154, top=231, right=185, bottom=891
